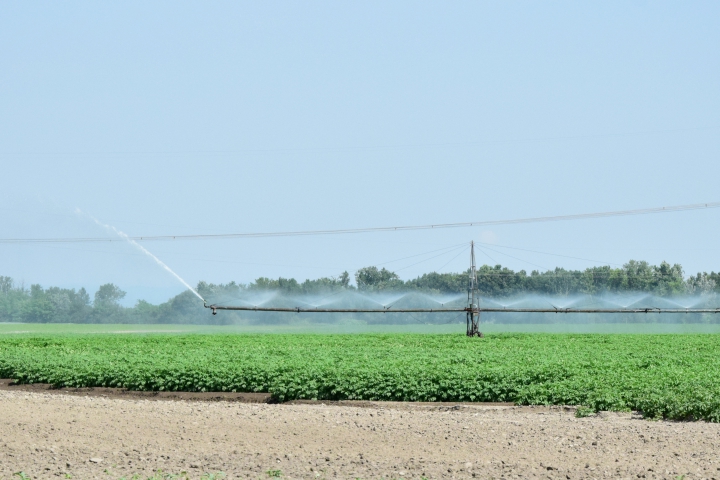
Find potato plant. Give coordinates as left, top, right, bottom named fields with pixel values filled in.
left=2, top=333, right=720, bottom=421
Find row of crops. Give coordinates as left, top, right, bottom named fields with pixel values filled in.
left=1, top=333, right=720, bottom=421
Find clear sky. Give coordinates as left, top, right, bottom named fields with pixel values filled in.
left=1, top=1, right=719, bottom=305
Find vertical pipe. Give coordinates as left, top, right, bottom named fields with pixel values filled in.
left=467, top=241, right=481, bottom=337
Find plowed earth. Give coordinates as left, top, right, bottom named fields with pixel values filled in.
left=1, top=382, right=719, bottom=479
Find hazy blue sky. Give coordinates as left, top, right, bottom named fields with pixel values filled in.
left=1, top=1, right=719, bottom=305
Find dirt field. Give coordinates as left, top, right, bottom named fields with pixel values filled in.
left=1, top=383, right=719, bottom=479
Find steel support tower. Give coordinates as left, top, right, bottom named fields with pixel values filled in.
left=466, top=241, right=482, bottom=337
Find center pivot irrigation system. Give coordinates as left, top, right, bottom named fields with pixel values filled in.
left=204, top=242, right=720, bottom=337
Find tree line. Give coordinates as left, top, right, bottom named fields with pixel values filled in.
left=200, top=260, right=717, bottom=297
left=1, top=260, right=719, bottom=324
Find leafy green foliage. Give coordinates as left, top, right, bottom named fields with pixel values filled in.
left=355, top=267, right=403, bottom=291
left=575, top=406, right=595, bottom=417
left=3, top=333, right=720, bottom=421
left=200, top=474, right=225, bottom=480
left=94, top=283, right=126, bottom=307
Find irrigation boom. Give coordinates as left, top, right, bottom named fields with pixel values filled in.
left=205, top=304, right=720, bottom=314
left=203, top=242, right=720, bottom=336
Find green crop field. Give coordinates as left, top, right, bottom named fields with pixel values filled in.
left=4, top=322, right=720, bottom=335
left=2, top=330, right=720, bottom=422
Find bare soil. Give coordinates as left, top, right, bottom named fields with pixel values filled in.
left=1, top=380, right=719, bottom=480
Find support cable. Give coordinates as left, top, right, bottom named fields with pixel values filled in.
left=2, top=201, right=719, bottom=244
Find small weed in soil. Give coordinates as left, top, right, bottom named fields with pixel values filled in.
left=575, top=406, right=596, bottom=418
left=201, top=473, right=225, bottom=480
left=117, top=471, right=224, bottom=480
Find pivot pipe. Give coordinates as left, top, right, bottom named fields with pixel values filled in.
left=203, top=305, right=720, bottom=314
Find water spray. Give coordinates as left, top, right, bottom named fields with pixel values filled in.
left=204, top=241, right=720, bottom=327
left=77, top=209, right=206, bottom=303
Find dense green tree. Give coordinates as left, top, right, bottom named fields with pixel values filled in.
left=90, top=284, right=128, bottom=323
left=21, top=284, right=55, bottom=323
left=44, top=286, right=91, bottom=323
left=94, top=283, right=126, bottom=307
left=196, top=280, right=244, bottom=301
left=246, top=273, right=352, bottom=295
left=0, top=278, right=25, bottom=322
left=0, top=276, right=12, bottom=294
left=709, top=272, right=720, bottom=293
left=477, top=265, right=526, bottom=296
left=406, top=271, right=467, bottom=293
left=355, top=267, right=403, bottom=291
left=686, top=272, right=717, bottom=295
